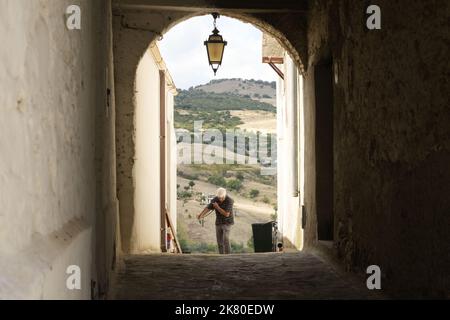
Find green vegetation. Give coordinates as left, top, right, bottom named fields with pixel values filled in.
left=174, top=82, right=277, bottom=131
left=271, top=204, right=278, bottom=221
left=206, top=173, right=245, bottom=192
left=186, top=242, right=217, bottom=253
left=247, top=236, right=254, bottom=250
left=195, top=78, right=275, bottom=88
left=176, top=79, right=278, bottom=254
left=175, top=109, right=243, bottom=132
left=231, top=241, right=253, bottom=253
left=177, top=170, right=199, bottom=181
left=178, top=219, right=253, bottom=254
left=226, top=179, right=243, bottom=192
left=249, top=189, right=260, bottom=198
left=175, top=89, right=275, bottom=113
left=178, top=190, right=192, bottom=199
left=179, top=240, right=252, bottom=254
left=180, top=164, right=276, bottom=189
left=207, top=175, right=227, bottom=187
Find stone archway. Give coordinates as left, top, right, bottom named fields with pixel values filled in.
left=111, top=1, right=309, bottom=254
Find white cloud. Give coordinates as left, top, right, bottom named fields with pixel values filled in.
left=159, top=15, right=276, bottom=90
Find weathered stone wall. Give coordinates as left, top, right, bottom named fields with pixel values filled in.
left=93, top=0, right=120, bottom=298
left=0, top=0, right=116, bottom=299
left=305, top=0, right=450, bottom=297
left=113, top=11, right=180, bottom=253
left=113, top=15, right=160, bottom=254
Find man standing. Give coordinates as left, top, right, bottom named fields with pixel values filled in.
left=197, top=188, right=234, bottom=254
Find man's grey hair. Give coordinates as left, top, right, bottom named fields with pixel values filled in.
left=216, top=188, right=227, bottom=198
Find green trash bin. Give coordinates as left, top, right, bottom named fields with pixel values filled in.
left=252, top=222, right=275, bottom=252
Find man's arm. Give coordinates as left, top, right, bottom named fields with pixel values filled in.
left=197, top=207, right=211, bottom=220
left=213, top=202, right=231, bottom=218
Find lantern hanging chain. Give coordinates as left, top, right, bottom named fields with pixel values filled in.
left=212, top=12, right=220, bottom=29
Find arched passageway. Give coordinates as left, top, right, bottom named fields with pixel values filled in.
left=108, top=0, right=450, bottom=299
left=1, top=0, right=448, bottom=300
left=109, top=1, right=337, bottom=299
left=112, top=3, right=311, bottom=254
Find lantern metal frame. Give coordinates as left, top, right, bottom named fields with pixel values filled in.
left=204, top=13, right=228, bottom=75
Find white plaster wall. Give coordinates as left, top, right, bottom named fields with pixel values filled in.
left=119, top=45, right=177, bottom=254
left=277, top=53, right=304, bottom=249
left=166, top=93, right=178, bottom=233
left=0, top=219, right=92, bottom=300
left=134, top=50, right=162, bottom=253
left=0, top=0, right=110, bottom=299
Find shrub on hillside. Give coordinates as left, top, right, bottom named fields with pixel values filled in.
left=226, top=179, right=243, bottom=191
left=249, top=189, right=260, bottom=198
left=207, top=175, right=227, bottom=187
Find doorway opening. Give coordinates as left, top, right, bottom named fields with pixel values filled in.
left=159, top=15, right=280, bottom=254
left=314, top=60, right=334, bottom=241
left=114, top=6, right=308, bottom=256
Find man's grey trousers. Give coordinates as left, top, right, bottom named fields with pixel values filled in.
left=216, top=224, right=232, bottom=254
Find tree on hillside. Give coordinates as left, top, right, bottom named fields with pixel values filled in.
left=189, top=180, right=195, bottom=191
left=250, top=189, right=260, bottom=198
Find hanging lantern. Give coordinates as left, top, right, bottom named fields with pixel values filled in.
left=204, top=13, right=227, bottom=75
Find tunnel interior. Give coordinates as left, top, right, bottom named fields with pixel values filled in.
left=0, top=0, right=448, bottom=300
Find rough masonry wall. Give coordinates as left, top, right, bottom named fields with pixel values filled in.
left=94, top=0, right=120, bottom=298
left=113, top=15, right=162, bottom=254
left=0, top=0, right=114, bottom=299
left=305, top=0, right=450, bottom=297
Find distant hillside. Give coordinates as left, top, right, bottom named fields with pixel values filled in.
left=174, top=78, right=277, bottom=132
left=175, top=90, right=276, bottom=114
left=191, top=78, right=276, bottom=106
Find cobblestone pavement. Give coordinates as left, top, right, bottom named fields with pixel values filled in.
left=110, top=252, right=382, bottom=300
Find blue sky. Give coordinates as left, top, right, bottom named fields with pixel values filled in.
left=158, top=15, right=277, bottom=90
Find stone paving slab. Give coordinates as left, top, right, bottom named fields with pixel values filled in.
left=110, top=252, right=381, bottom=300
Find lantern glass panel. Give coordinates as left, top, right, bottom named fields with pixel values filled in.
left=207, top=42, right=225, bottom=63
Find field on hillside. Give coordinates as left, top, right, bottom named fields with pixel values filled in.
left=231, top=110, right=277, bottom=134
left=175, top=78, right=278, bottom=254
left=177, top=176, right=276, bottom=254
left=194, top=78, right=276, bottom=107
left=177, top=161, right=277, bottom=254
left=174, top=78, right=276, bottom=132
